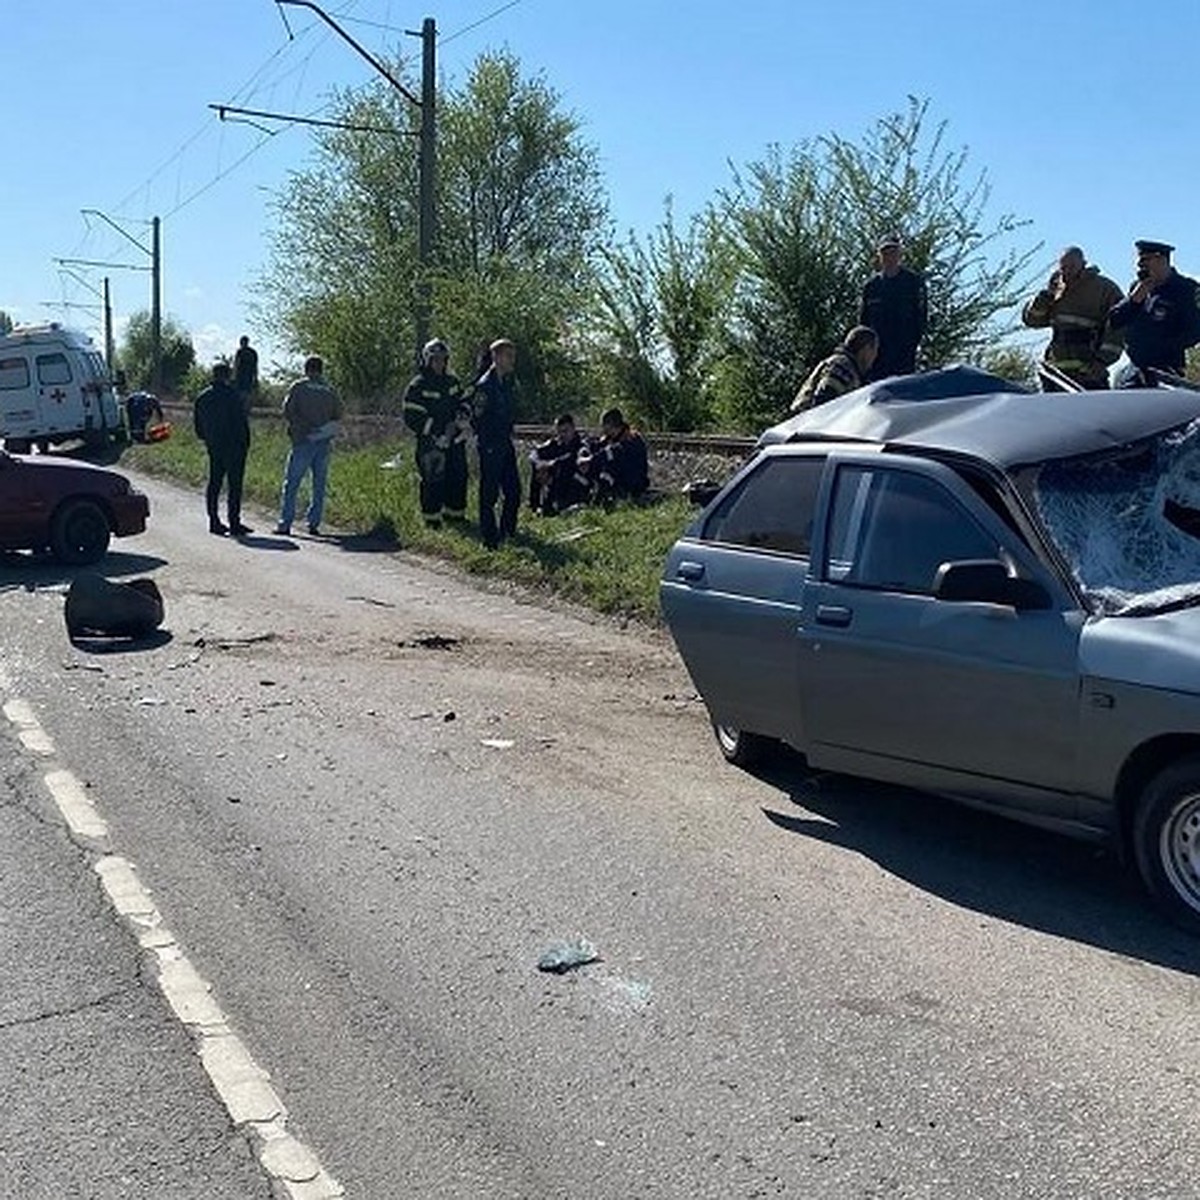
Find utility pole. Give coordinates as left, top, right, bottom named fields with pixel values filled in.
left=415, top=16, right=437, bottom=353
left=276, top=1, right=437, bottom=358
left=53, top=265, right=121, bottom=371
left=103, top=277, right=115, bottom=372
left=79, top=210, right=162, bottom=389
left=150, top=218, right=162, bottom=391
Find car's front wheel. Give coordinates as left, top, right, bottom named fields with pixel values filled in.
left=1134, top=756, right=1200, bottom=933
left=50, top=499, right=111, bottom=565
left=712, top=720, right=775, bottom=768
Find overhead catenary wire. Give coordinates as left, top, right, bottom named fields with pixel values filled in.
left=442, top=0, right=528, bottom=46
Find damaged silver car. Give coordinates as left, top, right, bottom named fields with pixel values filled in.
left=661, top=369, right=1200, bottom=931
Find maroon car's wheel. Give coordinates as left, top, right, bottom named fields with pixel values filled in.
left=712, top=720, right=774, bottom=768
left=1134, top=756, right=1200, bottom=934
left=50, top=499, right=111, bottom=566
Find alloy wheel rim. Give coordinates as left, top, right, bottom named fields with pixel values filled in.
left=1161, top=793, right=1200, bottom=913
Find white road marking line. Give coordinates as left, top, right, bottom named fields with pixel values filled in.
left=44, top=769, right=109, bottom=841
left=3, top=698, right=56, bottom=756
left=4, top=696, right=343, bottom=1199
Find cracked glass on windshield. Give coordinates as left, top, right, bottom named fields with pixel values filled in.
left=1034, top=418, right=1200, bottom=615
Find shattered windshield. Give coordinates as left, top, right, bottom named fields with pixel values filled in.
left=1034, top=418, right=1200, bottom=615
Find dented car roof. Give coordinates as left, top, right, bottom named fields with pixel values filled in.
left=758, top=367, right=1200, bottom=467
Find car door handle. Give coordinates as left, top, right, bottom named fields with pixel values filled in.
left=815, top=604, right=853, bottom=628
left=676, top=560, right=706, bottom=582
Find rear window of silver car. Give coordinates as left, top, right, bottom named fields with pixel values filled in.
left=702, top=456, right=826, bottom=557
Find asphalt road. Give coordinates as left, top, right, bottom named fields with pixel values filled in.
left=3, top=472, right=1200, bottom=1199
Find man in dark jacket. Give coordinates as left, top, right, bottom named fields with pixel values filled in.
left=125, top=390, right=164, bottom=442
left=859, top=234, right=928, bottom=380
left=528, top=413, right=589, bottom=515
left=193, top=362, right=251, bottom=536
left=472, top=338, right=520, bottom=549
left=402, top=339, right=471, bottom=527
left=1108, top=239, right=1200, bottom=383
left=580, top=407, right=650, bottom=506
left=233, top=335, right=259, bottom=400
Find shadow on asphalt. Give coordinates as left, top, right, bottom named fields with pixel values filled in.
left=749, top=751, right=1200, bottom=975
left=0, top=550, right=168, bottom=592
left=233, top=533, right=300, bottom=552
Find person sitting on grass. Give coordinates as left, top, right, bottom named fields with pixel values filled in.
left=528, top=413, right=590, bottom=515
left=578, top=407, right=650, bottom=507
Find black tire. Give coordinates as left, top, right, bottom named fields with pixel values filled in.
left=5, top=438, right=31, bottom=455
left=711, top=720, right=775, bottom=768
left=1133, top=755, right=1200, bottom=934
left=50, top=499, right=111, bottom=565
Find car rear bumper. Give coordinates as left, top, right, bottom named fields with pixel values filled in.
left=112, top=492, right=150, bottom=537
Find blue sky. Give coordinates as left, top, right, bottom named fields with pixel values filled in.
left=2, top=0, right=1194, bottom=374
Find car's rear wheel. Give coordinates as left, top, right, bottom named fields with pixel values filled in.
left=1133, top=756, right=1200, bottom=933
left=50, top=499, right=111, bottom=565
left=4, top=438, right=31, bottom=454
left=712, top=720, right=775, bottom=768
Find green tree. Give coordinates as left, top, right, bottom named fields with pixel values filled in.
left=259, top=49, right=606, bottom=414
left=0, top=311, right=13, bottom=335
left=714, top=98, right=1041, bottom=429
left=978, top=341, right=1040, bottom=388
left=590, top=200, right=735, bottom=430
left=116, top=311, right=196, bottom=394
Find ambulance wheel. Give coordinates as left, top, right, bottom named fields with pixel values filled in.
left=50, top=499, right=111, bottom=565
left=5, top=438, right=31, bottom=454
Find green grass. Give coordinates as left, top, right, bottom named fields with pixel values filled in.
left=122, top=421, right=694, bottom=625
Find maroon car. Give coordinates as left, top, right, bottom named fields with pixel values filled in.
left=0, top=450, right=149, bottom=564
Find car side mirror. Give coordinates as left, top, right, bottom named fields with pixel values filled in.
left=934, top=559, right=1052, bottom=611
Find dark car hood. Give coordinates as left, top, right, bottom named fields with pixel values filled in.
left=3, top=453, right=125, bottom=485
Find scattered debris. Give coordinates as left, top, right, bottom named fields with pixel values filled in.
left=443, top=711, right=457, bottom=722
left=62, top=661, right=105, bottom=673
left=136, top=696, right=166, bottom=707
left=65, top=574, right=164, bottom=640
left=480, top=737, right=514, bottom=750
left=409, top=711, right=434, bottom=720
left=167, top=652, right=202, bottom=671
left=401, top=634, right=460, bottom=650
left=194, top=633, right=277, bottom=651
left=227, top=795, right=242, bottom=804
left=347, top=595, right=396, bottom=609
left=537, top=937, right=601, bottom=974
left=259, top=679, right=277, bottom=687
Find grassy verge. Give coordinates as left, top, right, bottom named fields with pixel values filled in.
left=121, top=420, right=695, bottom=624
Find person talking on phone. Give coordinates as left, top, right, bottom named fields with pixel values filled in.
left=1108, top=239, right=1200, bottom=385
left=1021, top=246, right=1124, bottom=389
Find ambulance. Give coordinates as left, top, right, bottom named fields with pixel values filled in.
left=0, top=324, right=124, bottom=452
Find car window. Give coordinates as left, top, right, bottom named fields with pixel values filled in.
left=0, top=357, right=30, bottom=391
left=702, top=456, right=826, bottom=557
left=36, top=353, right=72, bottom=385
left=825, top=465, right=1001, bottom=594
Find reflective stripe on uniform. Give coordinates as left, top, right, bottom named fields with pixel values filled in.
left=1054, top=312, right=1102, bottom=330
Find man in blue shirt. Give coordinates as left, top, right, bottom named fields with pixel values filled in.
left=1108, top=239, right=1200, bottom=383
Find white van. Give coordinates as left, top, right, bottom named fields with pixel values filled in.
left=0, top=324, right=124, bottom=452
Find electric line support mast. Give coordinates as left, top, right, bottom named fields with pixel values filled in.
left=275, top=1, right=437, bottom=360
left=78, top=211, right=162, bottom=390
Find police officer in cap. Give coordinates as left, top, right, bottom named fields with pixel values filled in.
left=1108, top=239, right=1200, bottom=384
